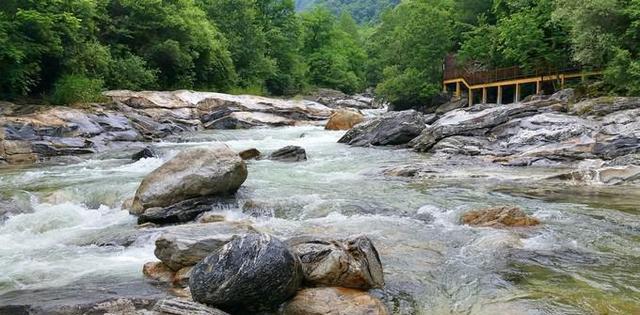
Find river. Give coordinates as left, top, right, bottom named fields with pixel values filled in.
left=0, top=126, right=638, bottom=314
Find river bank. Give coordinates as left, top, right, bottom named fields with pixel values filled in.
left=0, top=91, right=639, bottom=314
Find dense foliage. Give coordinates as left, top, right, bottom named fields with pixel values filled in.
left=1, top=0, right=639, bottom=106
left=295, top=0, right=400, bottom=24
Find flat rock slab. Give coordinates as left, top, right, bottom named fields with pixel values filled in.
left=154, top=222, right=256, bottom=271
left=282, top=287, right=389, bottom=315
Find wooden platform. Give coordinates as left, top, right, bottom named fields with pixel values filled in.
left=443, top=71, right=602, bottom=105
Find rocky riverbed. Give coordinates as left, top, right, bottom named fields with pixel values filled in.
left=0, top=90, right=639, bottom=314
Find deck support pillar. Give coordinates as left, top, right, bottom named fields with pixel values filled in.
left=497, top=86, right=503, bottom=105
left=468, top=89, right=473, bottom=106
left=514, top=84, right=521, bottom=103
left=455, top=82, right=461, bottom=98
left=560, top=75, right=566, bottom=89
left=536, top=80, right=542, bottom=95
left=482, top=87, right=487, bottom=104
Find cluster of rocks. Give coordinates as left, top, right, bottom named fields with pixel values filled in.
left=339, top=90, right=640, bottom=185
left=145, top=229, right=387, bottom=315
left=0, top=90, right=333, bottom=165
left=120, top=143, right=388, bottom=314
left=306, top=88, right=383, bottom=110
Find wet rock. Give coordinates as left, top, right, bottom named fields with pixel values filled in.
left=0, top=193, right=33, bottom=222
left=308, top=88, right=377, bottom=109
left=189, top=233, right=303, bottom=313
left=339, top=110, right=426, bottom=146
left=592, top=108, right=640, bottom=159
left=325, top=109, right=365, bottom=130
left=143, top=262, right=175, bottom=284
left=431, top=136, right=492, bottom=156
left=172, top=267, right=193, bottom=288
left=122, top=197, right=135, bottom=210
left=131, top=145, right=247, bottom=215
left=549, top=165, right=640, bottom=185
left=282, top=287, right=389, bottom=315
left=288, top=235, right=384, bottom=289
left=269, top=146, right=307, bottom=162
left=570, top=97, right=640, bottom=116
left=133, top=146, right=158, bottom=161
left=153, top=298, right=229, bottom=315
left=410, top=101, right=558, bottom=152
left=197, top=212, right=226, bottom=223
left=239, top=148, right=260, bottom=160
left=606, top=153, right=640, bottom=166
left=154, top=222, right=255, bottom=271
left=137, top=196, right=237, bottom=225
left=461, top=206, right=540, bottom=228
left=205, top=112, right=295, bottom=129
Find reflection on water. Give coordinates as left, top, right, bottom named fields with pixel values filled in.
left=0, top=126, right=638, bottom=314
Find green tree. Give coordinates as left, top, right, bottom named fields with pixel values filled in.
left=103, top=0, right=235, bottom=90
left=373, top=0, right=453, bottom=109
left=300, top=7, right=367, bottom=93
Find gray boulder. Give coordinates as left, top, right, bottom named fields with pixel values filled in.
left=189, top=233, right=303, bottom=313
left=339, top=110, right=426, bottom=146
left=289, top=235, right=384, bottom=290
left=154, top=222, right=255, bottom=271
left=131, top=145, right=247, bottom=215
left=137, top=196, right=237, bottom=225
left=268, top=145, right=307, bottom=162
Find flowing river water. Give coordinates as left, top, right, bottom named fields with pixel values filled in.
left=0, top=125, right=639, bottom=314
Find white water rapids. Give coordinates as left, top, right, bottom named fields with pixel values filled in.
left=0, top=126, right=639, bottom=314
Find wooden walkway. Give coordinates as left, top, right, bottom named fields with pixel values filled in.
left=442, top=57, right=602, bottom=105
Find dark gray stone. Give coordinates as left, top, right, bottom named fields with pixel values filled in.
left=132, top=146, right=158, bottom=161
left=339, top=110, right=426, bottom=146
left=268, top=146, right=307, bottom=162
left=189, top=233, right=303, bottom=313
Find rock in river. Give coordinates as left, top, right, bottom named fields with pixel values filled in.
left=239, top=148, right=261, bottom=160
left=325, top=109, right=365, bottom=130
left=461, top=206, right=540, bottom=228
left=154, top=222, right=255, bottom=271
left=189, top=233, right=303, bottom=313
left=339, top=110, right=426, bottom=146
left=289, top=235, right=384, bottom=289
left=282, top=287, right=389, bottom=315
left=268, top=145, right=307, bottom=162
left=131, top=145, right=247, bottom=215
left=153, top=298, right=230, bottom=315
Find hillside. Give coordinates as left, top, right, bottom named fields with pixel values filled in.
left=295, top=0, right=400, bottom=23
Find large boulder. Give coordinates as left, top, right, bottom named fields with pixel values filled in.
left=289, top=235, right=384, bottom=289
left=339, top=110, right=426, bottom=146
left=268, top=146, right=307, bottom=162
left=325, top=110, right=365, bottom=130
left=189, top=233, right=303, bottom=313
left=154, top=222, right=255, bottom=271
left=461, top=206, right=540, bottom=228
left=131, top=145, right=247, bottom=215
left=282, top=287, right=389, bottom=315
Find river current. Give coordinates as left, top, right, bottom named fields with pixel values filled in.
left=0, top=126, right=638, bottom=314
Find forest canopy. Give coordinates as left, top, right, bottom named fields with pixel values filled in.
left=1, top=0, right=639, bottom=106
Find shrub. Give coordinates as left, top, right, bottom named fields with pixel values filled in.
left=52, top=74, right=105, bottom=105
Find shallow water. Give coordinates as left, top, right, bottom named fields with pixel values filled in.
left=0, top=126, right=639, bottom=314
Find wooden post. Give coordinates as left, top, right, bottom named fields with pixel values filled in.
left=497, top=86, right=503, bottom=105
left=482, top=87, right=487, bottom=104
left=455, top=81, right=461, bottom=98
left=514, top=84, right=521, bottom=103
left=536, top=80, right=542, bottom=95
left=443, top=83, right=447, bottom=94
left=560, top=75, right=565, bottom=89
left=468, top=89, right=473, bottom=106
